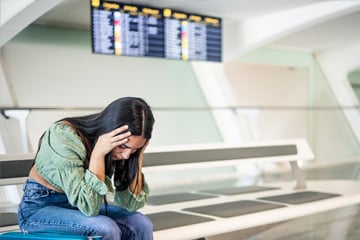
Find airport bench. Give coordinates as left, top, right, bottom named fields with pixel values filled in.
left=0, top=154, right=32, bottom=233
left=2, top=139, right=360, bottom=240
left=139, top=139, right=360, bottom=239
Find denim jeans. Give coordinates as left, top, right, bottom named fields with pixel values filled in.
left=18, top=179, right=153, bottom=240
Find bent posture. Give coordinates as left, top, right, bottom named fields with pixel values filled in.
left=18, top=97, right=155, bottom=240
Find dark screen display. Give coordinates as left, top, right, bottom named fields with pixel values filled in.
left=91, top=0, right=222, bottom=62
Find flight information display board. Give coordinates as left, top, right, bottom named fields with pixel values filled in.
left=91, top=0, right=222, bottom=62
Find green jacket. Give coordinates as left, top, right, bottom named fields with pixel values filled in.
left=34, top=121, right=149, bottom=216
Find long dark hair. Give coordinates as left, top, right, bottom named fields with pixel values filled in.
left=60, top=97, right=155, bottom=191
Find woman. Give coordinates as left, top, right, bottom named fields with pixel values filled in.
left=18, top=97, right=155, bottom=240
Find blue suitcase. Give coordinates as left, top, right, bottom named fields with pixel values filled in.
left=0, top=232, right=102, bottom=239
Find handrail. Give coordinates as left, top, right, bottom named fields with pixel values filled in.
left=1, top=105, right=360, bottom=113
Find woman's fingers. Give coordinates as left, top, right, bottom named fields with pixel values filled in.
left=110, top=126, right=131, bottom=144
left=93, top=125, right=131, bottom=156
left=110, top=125, right=129, bottom=136
left=116, top=137, right=129, bottom=147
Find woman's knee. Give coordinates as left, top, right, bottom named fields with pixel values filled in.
left=140, top=214, right=153, bottom=231
left=87, top=216, right=121, bottom=240
left=131, top=213, right=153, bottom=238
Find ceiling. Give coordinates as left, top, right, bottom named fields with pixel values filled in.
left=270, top=10, right=360, bottom=52
left=33, top=0, right=318, bottom=28
left=30, top=0, right=360, bottom=53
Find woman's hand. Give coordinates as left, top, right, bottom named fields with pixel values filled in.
left=89, top=125, right=131, bottom=182
left=93, top=125, right=131, bottom=158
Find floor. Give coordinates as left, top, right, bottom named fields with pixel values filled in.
left=206, top=161, right=360, bottom=240
left=206, top=204, right=360, bottom=240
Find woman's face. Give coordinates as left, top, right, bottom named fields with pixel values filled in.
left=111, top=135, right=147, bottom=160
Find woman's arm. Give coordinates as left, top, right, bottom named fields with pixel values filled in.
left=35, top=122, right=118, bottom=216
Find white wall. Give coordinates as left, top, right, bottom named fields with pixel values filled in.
left=225, top=62, right=308, bottom=141
left=0, top=25, right=222, bottom=152
left=231, top=48, right=360, bottom=161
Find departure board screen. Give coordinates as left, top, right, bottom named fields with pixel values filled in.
left=91, top=0, right=222, bottom=62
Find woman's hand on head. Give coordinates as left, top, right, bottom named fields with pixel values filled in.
left=93, top=125, right=131, bottom=157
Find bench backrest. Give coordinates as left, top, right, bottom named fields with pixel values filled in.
left=0, top=138, right=313, bottom=185
left=0, top=154, right=33, bottom=186
left=143, top=138, right=313, bottom=168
